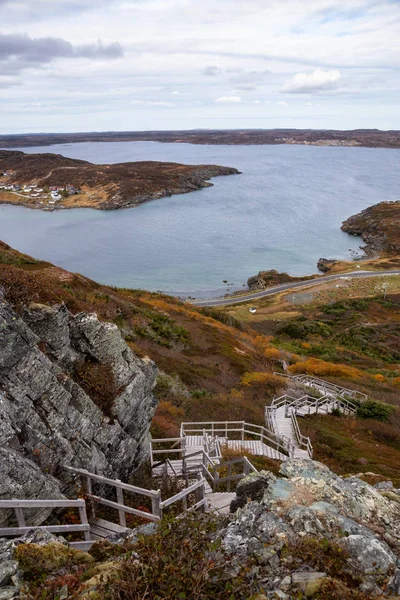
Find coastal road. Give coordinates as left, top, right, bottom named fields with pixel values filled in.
left=190, top=270, right=400, bottom=308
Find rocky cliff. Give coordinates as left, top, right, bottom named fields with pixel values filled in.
left=0, top=296, right=158, bottom=526
left=341, top=201, right=400, bottom=257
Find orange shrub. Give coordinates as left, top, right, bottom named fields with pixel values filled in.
left=264, top=347, right=282, bottom=361
left=241, top=372, right=283, bottom=389
left=373, top=374, right=386, bottom=383
left=392, top=377, right=400, bottom=387
left=288, top=358, right=362, bottom=380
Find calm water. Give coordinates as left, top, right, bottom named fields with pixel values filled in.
left=1, top=142, right=399, bottom=298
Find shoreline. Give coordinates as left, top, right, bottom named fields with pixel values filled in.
left=2, top=128, right=400, bottom=149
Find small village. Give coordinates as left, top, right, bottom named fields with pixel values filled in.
left=0, top=171, right=81, bottom=208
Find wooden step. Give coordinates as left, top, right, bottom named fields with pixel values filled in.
left=89, top=517, right=130, bottom=540
left=206, top=492, right=235, bottom=514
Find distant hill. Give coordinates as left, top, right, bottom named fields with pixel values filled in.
left=1, top=128, right=400, bottom=148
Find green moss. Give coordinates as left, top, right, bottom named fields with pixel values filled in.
left=15, top=542, right=93, bottom=581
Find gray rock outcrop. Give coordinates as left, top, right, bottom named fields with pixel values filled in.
left=222, top=459, right=400, bottom=597
left=0, top=299, right=158, bottom=526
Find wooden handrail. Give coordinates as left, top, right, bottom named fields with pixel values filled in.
left=0, top=499, right=85, bottom=508
left=0, top=498, right=91, bottom=543
left=64, top=466, right=159, bottom=498
left=273, top=372, right=367, bottom=401
left=180, top=420, right=291, bottom=458
left=160, top=479, right=206, bottom=509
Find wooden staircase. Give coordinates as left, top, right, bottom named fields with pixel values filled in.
left=266, top=375, right=360, bottom=459
left=0, top=378, right=365, bottom=547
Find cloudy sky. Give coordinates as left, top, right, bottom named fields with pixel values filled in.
left=1, top=0, right=399, bottom=133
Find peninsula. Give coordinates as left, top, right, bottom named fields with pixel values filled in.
left=0, top=150, right=239, bottom=210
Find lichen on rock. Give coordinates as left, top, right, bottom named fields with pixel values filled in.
left=0, top=298, right=158, bottom=526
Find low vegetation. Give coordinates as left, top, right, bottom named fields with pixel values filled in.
left=15, top=515, right=379, bottom=600
left=300, top=413, right=400, bottom=486
left=1, top=241, right=400, bottom=486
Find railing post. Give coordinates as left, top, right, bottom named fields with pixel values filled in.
left=214, top=469, right=219, bottom=492
left=85, top=476, right=96, bottom=519
left=15, top=507, right=26, bottom=528
left=151, top=490, right=162, bottom=520
left=149, top=438, right=153, bottom=467
left=195, top=478, right=206, bottom=513
left=181, top=436, right=186, bottom=459
left=115, top=480, right=127, bottom=528
left=241, top=422, right=245, bottom=441
left=78, top=502, right=91, bottom=542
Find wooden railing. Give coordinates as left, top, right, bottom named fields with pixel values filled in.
left=65, top=466, right=207, bottom=525
left=267, top=393, right=356, bottom=418
left=180, top=421, right=292, bottom=458
left=160, top=478, right=206, bottom=514
left=211, top=456, right=258, bottom=492
left=0, top=499, right=90, bottom=549
left=274, top=372, right=367, bottom=401
left=290, top=412, right=313, bottom=458
left=265, top=393, right=358, bottom=460
left=65, top=466, right=162, bottom=524
left=150, top=437, right=186, bottom=466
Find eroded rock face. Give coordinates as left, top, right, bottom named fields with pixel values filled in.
left=222, top=459, right=400, bottom=597
left=0, top=299, right=158, bottom=525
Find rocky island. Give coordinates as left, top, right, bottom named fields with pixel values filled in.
left=0, top=150, right=239, bottom=211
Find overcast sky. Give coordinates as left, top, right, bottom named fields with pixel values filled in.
left=1, top=0, right=399, bottom=133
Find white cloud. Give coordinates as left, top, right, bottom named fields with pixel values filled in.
left=252, top=100, right=261, bottom=104
left=214, top=95, right=242, bottom=103
left=281, top=68, right=341, bottom=94
left=0, top=0, right=399, bottom=131
left=276, top=101, right=288, bottom=106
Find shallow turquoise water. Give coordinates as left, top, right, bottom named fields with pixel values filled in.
left=1, top=142, right=399, bottom=298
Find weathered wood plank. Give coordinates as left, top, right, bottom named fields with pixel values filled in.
left=115, top=480, right=126, bottom=528
left=15, top=508, right=26, bottom=527
left=64, top=467, right=159, bottom=498
left=160, top=479, right=205, bottom=509
left=87, top=494, right=160, bottom=522
left=70, top=541, right=94, bottom=551
left=0, top=499, right=85, bottom=509
left=0, top=524, right=90, bottom=536
left=89, top=517, right=129, bottom=534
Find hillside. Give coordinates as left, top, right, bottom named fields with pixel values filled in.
left=0, top=150, right=239, bottom=210
left=1, top=241, right=400, bottom=598
left=1, top=240, right=400, bottom=482
left=1, top=128, right=400, bottom=148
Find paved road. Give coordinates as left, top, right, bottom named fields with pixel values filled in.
left=190, top=270, right=400, bottom=308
